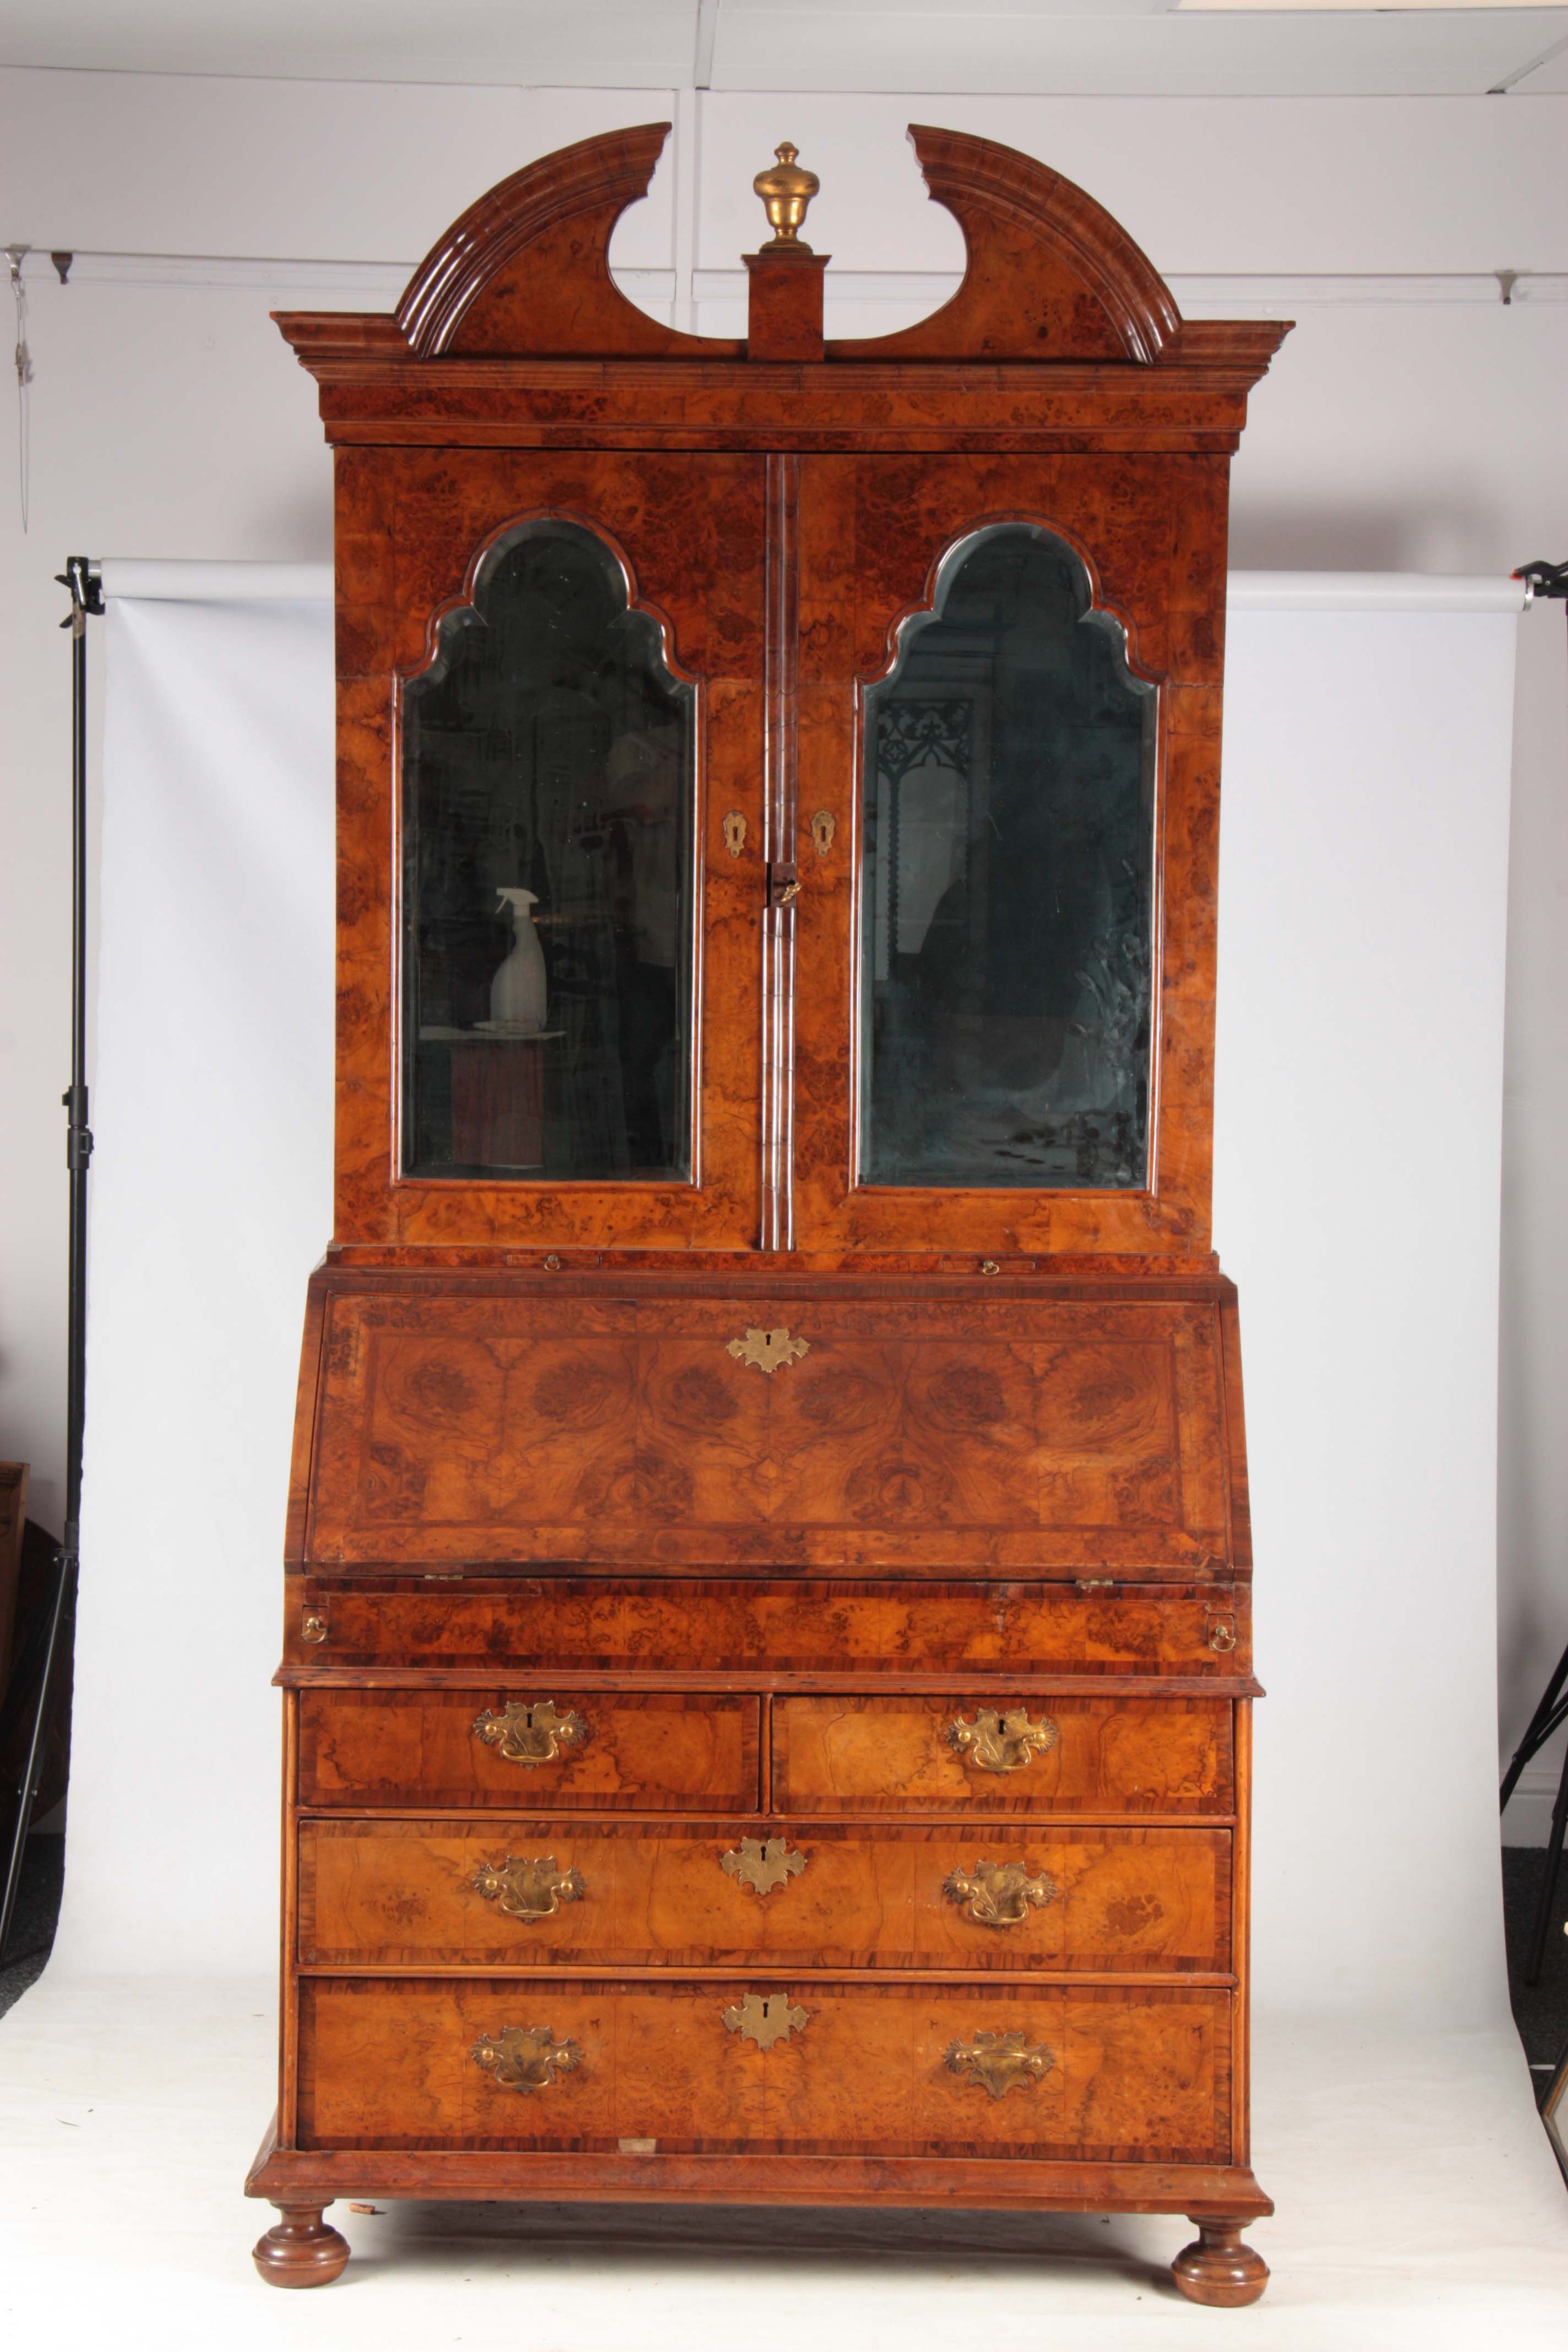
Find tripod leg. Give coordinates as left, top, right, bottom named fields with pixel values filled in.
left=1503, top=1637, right=1568, bottom=1810
left=1525, top=1738, right=1568, bottom=1987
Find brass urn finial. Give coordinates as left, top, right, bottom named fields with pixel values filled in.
left=753, top=141, right=819, bottom=252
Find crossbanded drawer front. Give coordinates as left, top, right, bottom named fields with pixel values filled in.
left=297, top=1690, right=759, bottom=1811
left=297, top=1819, right=1231, bottom=1972
left=774, top=1695, right=1233, bottom=1815
left=296, top=1977, right=1231, bottom=2161
left=294, top=1577, right=1246, bottom=1674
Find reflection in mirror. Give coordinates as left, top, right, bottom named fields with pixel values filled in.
left=859, top=524, right=1156, bottom=1191
left=401, top=519, right=695, bottom=1182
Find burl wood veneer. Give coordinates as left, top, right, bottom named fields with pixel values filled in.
left=250, top=122, right=1283, bottom=2309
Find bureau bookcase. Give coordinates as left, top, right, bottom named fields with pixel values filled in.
left=247, top=122, right=1287, bottom=2305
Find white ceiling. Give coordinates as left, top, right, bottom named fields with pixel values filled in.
left=0, top=0, right=1565, bottom=96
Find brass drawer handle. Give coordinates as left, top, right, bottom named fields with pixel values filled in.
left=471, top=1854, right=585, bottom=1921
left=943, top=1858, right=1055, bottom=1929
left=472, top=2024, right=580, bottom=2094
left=727, top=1326, right=809, bottom=1375
left=300, top=1609, right=328, bottom=1645
left=948, top=1706, right=1058, bottom=1773
left=1208, top=1614, right=1238, bottom=1653
left=944, top=2028, right=1055, bottom=2101
left=723, top=1991, right=808, bottom=2050
left=720, top=1837, right=806, bottom=1897
left=471, top=1698, right=587, bottom=1766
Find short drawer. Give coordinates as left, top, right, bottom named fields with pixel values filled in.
left=774, top=1695, right=1233, bottom=1815
left=297, top=1817, right=1231, bottom=1972
left=297, top=1975, right=1231, bottom=2160
left=297, top=1690, right=759, bottom=1811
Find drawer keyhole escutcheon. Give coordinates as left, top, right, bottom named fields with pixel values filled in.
left=471, top=1854, right=585, bottom=1921
left=944, top=2029, right=1055, bottom=2101
left=948, top=1706, right=1058, bottom=1774
left=472, top=2024, right=581, bottom=2094
left=720, top=1837, right=807, bottom=1897
left=471, top=1698, right=589, bottom=1766
left=722, top=809, right=747, bottom=857
left=726, top=1326, right=809, bottom=1375
left=809, top=808, right=835, bottom=857
left=723, top=1992, right=809, bottom=2050
left=943, top=1858, right=1056, bottom=1928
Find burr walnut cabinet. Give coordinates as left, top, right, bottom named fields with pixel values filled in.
left=247, top=122, right=1287, bottom=2305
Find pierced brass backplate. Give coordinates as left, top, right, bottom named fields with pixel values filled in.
left=471, top=1853, right=585, bottom=1921
left=727, top=1326, right=809, bottom=1375
left=722, top=809, right=747, bottom=857
left=471, top=2024, right=581, bottom=2094
left=944, top=2028, right=1055, bottom=2101
left=809, top=808, right=835, bottom=857
left=948, top=1706, right=1059, bottom=1774
left=943, top=1858, right=1057, bottom=1929
left=722, top=1992, right=808, bottom=2051
left=720, top=1837, right=807, bottom=1898
left=471, top=1698, right=589, bottom=1766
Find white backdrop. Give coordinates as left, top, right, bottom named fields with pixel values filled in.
left=58, top=571, right=1520, bottom=2033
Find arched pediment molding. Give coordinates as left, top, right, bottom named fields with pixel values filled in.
left=831, top=126, right=1183, bottom=366
left=393, top=123, right=740, bottom=361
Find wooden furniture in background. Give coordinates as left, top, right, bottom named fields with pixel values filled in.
left=248, top=122, right=1287, bottom=2305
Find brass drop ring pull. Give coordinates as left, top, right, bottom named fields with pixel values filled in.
left=943, top=1858, right=1055, bottom=1929
left=944, top=2028, right=1054, bottom=2101
left=471, top=1698, right=588, bottom=1766
left=471, top=1854, right=585, bottom=1921
left=472, top=2024, right=580, bottom=2094
left=948, top=1706, right=1058, bottom=1774
left=1208, top=1615, right=1238, bottom=1654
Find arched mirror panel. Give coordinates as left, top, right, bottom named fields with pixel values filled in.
left=400, top=518, right=696, bottom=1183
left=859, top=522, right=1157, bottom=1193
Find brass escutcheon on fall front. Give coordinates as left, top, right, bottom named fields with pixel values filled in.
left=726, top=1326, right=810, bottom=1375
left=471, top=1698, right=589, bottom=1766
left=471, top=2024, right=581, bottom=2094
left=720, top=1837, right=807, bottom=1897
left=471, top=1854, right=585, bottom=1921
left=944, top=2028, right=1055, bottom=2101
left=948, top=1706, right=1059, bottom=1774
left=722, top=1992, right=809, bottom=2051
left=943, top=1858, right=1057, bottom=1929
left=722, top=809, right=747, bottom=857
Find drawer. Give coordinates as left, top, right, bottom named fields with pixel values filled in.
left=297, top=1690, right=759, bottom=1811
left=297, top=1976, right=1231, bottom=2160
left=298, top=1818, right=1231, bottom=1972
left=774, top=1695, right=1233, bottom=1815
left=291, top=1576, right=1246, bottom=1675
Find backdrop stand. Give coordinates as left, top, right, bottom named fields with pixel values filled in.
left=0, top=554, right=101, bottom=1961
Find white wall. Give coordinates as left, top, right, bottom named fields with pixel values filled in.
left=1, top=67, right=1565, bottom=1816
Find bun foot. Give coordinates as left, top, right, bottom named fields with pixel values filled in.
left=1171, top=2213, right=1270, bottom=2307
left=252, top=2203, right=350, bottom=2288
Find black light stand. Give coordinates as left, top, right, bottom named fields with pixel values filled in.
left=0, top=555, right=102, bottom=1962
left=1500, top=555, right=1568, bottom=1997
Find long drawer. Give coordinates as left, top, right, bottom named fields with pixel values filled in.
left=774, top=1695, right=1233, bottom=1815
left=297, top=1976, right=1231, bottom=2160
left=297, top=1818, right=1231, bottom=1972
left=298, top=1690, right=759, bottom=1811
left=290, top=1577, right=1245, bottom=1674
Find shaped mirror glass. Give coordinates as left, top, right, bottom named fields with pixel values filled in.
left=401, top=519, right=695, bottom=1182
left=859, top=522, right=1156, bottom=1191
